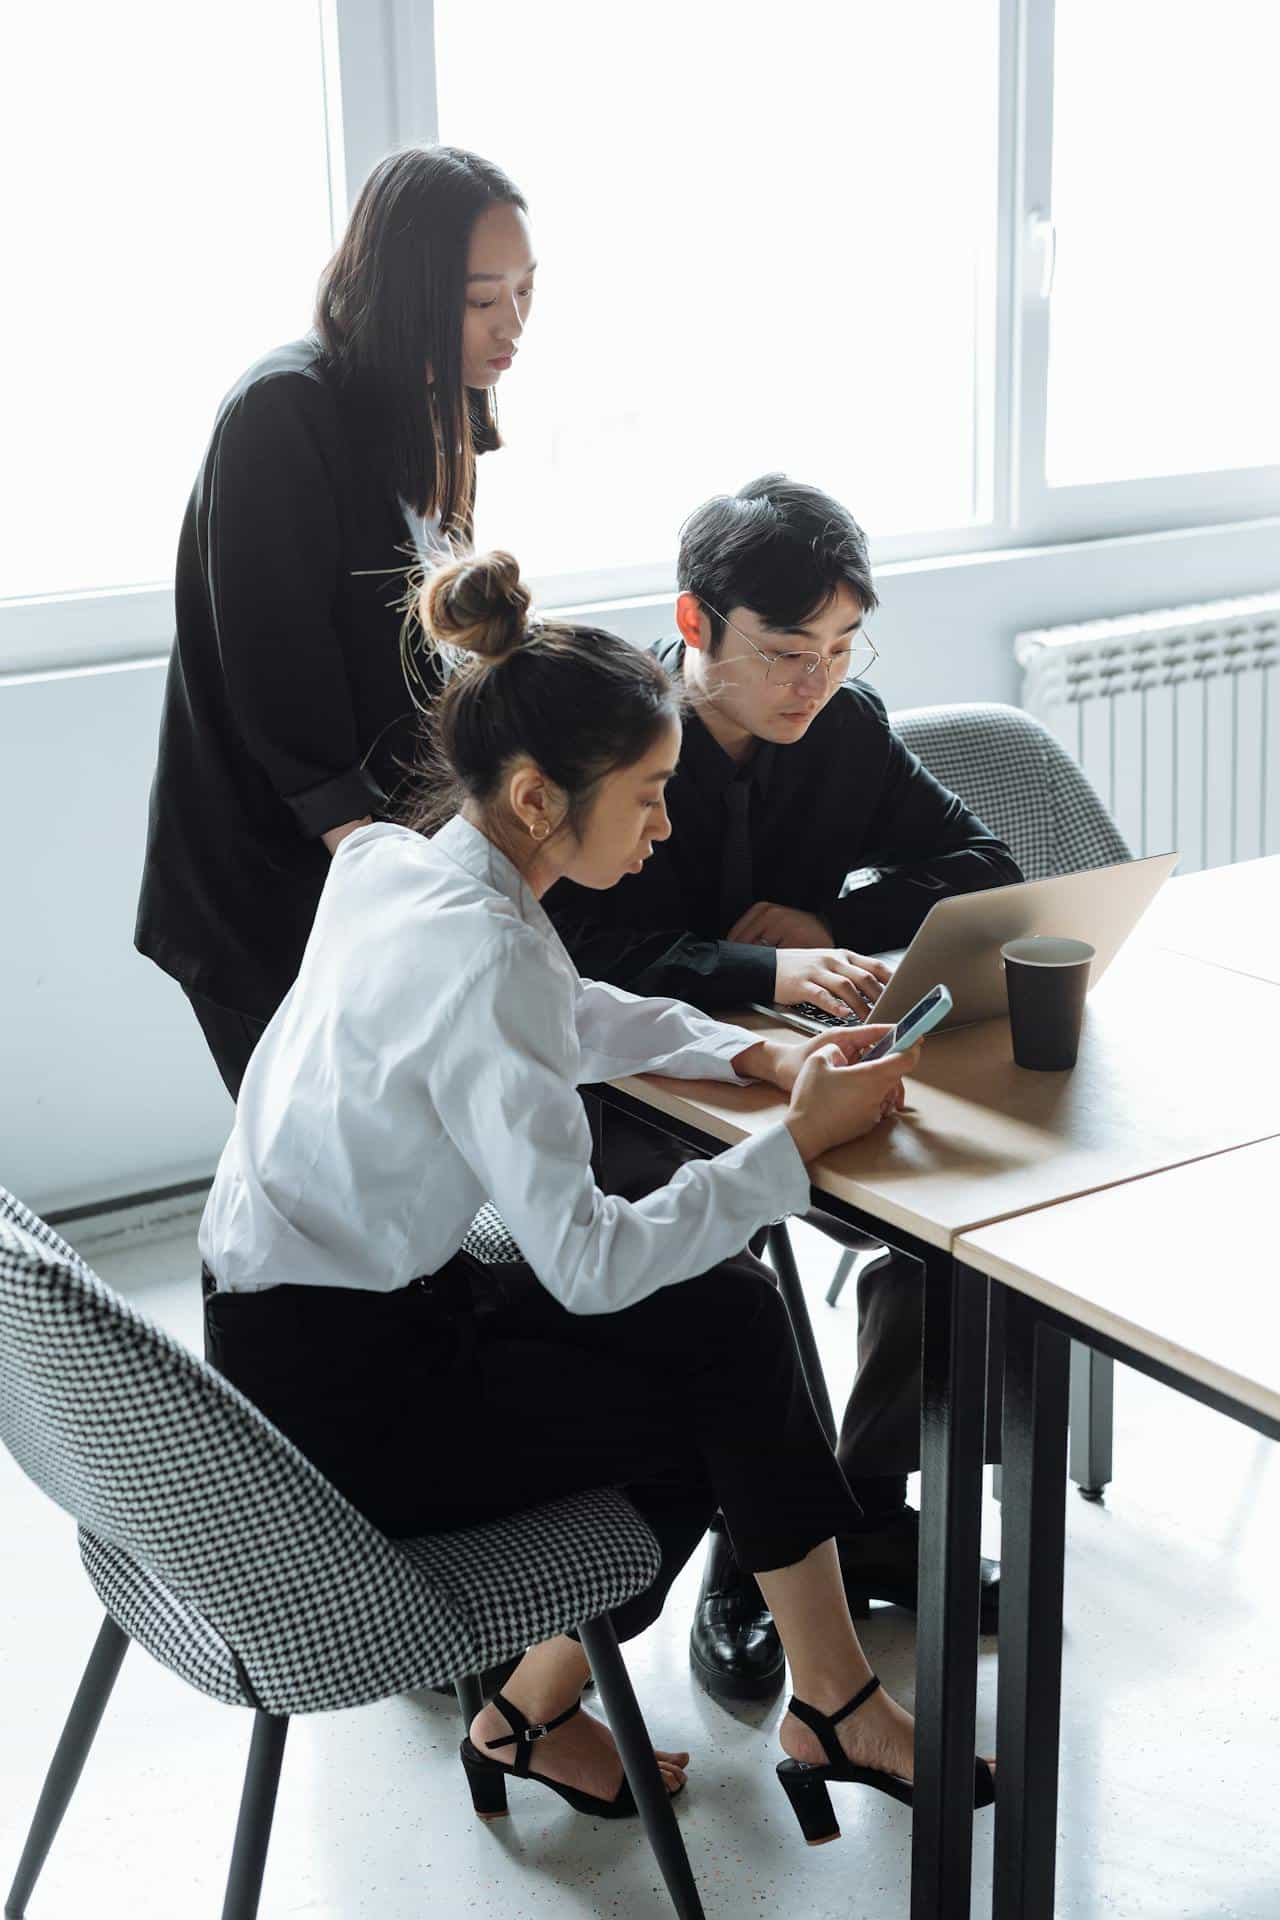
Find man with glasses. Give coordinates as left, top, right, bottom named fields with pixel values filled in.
left=548, top=472, right=1021, bottom=1702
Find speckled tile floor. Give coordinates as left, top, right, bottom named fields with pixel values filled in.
left=2, top=1219, right=1278, bottom=1918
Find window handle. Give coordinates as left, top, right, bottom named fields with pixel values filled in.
left=1028, top=210, right=1057, bottom=300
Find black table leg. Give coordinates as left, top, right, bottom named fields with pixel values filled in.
left=912, top=1254, right=990, bottom=1920
left=994, top=1285, right=1070, bottom=1920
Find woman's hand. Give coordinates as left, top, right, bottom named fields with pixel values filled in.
left=784, top=1034, right=922, bottom=1164
left=735, top=1024, right=896, bottom=1095
left=773, top=946, right=893, bottom=1019
left=321, top=815, right=373, bottom=857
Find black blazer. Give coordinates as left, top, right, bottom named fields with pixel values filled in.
left=548, top=635, right=1024, bottom=1012
left=135, top=338, right=443, bottom=1019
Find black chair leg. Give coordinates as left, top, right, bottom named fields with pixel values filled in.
left=221, top=1711, right=288, bottom=1920
left=454, top=1673, right=485, bottom=1726
left=826, top=1248, right=857, bottom=1307
left=5, top=1614, right=129, bottom=1919
left=578, top=1616, right=704, bottom=1920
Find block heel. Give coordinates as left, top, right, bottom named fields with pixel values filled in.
left=460, top=1739, right=510, bottom=1820
left=776, top=1761, right=841, bottom=1844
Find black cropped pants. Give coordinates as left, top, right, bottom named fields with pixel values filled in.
left=204, top=1241, right=859, bottom=1646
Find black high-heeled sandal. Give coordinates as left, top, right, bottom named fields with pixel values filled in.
left=460, top=1689, right=678, bottom=1822
left=776, top=1674, right=995, bottom=1844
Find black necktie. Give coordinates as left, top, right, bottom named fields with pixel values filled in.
left=718, top=773, right=755, bottom=933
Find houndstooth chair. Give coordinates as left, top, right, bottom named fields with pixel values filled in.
left=0, top=1188, right=704, bottom=1920
left=816, top=702, right=1131, bottom=1496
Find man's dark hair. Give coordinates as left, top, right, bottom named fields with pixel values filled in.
left=676, top=473, right=878, bottom=655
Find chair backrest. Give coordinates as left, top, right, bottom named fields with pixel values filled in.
left=890, top=701, right=1131, bottom=881
left=0, top=1187, right=471, bottom=1706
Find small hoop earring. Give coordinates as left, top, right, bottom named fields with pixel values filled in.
left=529, top=820, right=550, bottom=843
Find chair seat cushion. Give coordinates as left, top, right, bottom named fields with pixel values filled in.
left=78, top=1485, right=660, bottom=1714
left=462, top=1203, right=525, bottom=1266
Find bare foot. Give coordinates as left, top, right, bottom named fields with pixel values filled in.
left=470, top=1699, right=689, bottom=1801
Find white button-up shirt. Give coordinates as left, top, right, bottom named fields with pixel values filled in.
left=199, top=817, right=810, bottom=1312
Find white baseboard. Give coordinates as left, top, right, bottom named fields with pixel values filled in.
left=51, top=1181, right=211, bottom=1263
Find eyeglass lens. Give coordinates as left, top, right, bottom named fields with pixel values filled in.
left=765, top=645, right=876, bottom=685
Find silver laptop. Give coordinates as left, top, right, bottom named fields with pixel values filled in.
left=751, top=852, right=1179, bottom=1036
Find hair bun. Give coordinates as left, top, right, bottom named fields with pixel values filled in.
left=422, top=550, right=532, bottom=663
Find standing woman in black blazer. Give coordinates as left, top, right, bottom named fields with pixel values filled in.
left=135, top=146, right=536, bottom=1096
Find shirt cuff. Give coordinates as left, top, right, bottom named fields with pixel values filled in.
left=283, top=765, right=388, bottom=838
left=722, top=1120, right=811, bottom=1225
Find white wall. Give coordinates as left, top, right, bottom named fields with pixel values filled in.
left=3, top=516, right=1277, bottom=1215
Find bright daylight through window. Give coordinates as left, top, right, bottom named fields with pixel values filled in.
left=436, top=0, right=1000, bottom=588
left=1046, top=0, right=1280, bottom=487
left=0, top=0, right=334, bottom=601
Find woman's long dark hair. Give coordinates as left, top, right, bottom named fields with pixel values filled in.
left=315, top=146, right=527, bottom=536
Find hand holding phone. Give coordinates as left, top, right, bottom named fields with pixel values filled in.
left=857, top=983, right=953, bottom=1062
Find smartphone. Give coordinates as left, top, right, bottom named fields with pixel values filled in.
left=858, top=983, right=953, bottom=1062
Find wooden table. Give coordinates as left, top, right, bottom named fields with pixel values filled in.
left=1134, top=853, right=1280, bottom=986
left=604, top=941, right=1280, bottom=1918
left=956, top=1140, right=1280, bottom=1919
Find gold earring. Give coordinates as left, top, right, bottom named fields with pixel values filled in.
left=529, top=819, right=550, bottom=843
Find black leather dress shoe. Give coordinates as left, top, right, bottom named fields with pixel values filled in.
left=688, top=1525, right=785, bottom=1702
left=839, top=1507, right=1000, bottom=1634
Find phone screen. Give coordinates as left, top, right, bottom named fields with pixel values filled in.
left=861, top=984, right=948, bottom=1061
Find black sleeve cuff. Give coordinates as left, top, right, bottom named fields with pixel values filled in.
left=283, top=765, right=388, bottom=838
left=714, top=940, right=779, bottom=1006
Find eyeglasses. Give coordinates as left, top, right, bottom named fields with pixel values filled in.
left=702, top=603, right=878, bottom=689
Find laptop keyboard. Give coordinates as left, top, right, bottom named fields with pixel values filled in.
left=793, top=1001, right=865, bottom=1029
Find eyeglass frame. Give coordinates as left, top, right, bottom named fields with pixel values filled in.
left=699, top=601, right=879, bottom=688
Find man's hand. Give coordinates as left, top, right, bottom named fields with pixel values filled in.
left=729, top=901, right=833, bottom=948
left=773, top=946, right=892, bottom=1019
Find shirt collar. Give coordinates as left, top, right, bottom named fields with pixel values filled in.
left=430, top=814, right=557, bottom=940
left=665, top=640, right=777, bottom=800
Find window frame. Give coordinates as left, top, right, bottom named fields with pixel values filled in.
left=3, top=0, right=1277, bottom=675
left=1007, top=0, right=1280, bottom=547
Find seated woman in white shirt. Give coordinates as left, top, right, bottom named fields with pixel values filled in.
left=200, top=550, right=993, bottom=1842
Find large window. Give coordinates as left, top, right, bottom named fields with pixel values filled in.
left=3, top=0, right=1278, bottom=663
left=0, top=0, right=336, bottom=602
left=436, top=0, right=1001, bottom=598
left=1045, top=0, right=1280, bottom=488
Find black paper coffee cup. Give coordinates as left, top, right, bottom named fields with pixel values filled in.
left=1001, top=936, right=1095, bottom=1070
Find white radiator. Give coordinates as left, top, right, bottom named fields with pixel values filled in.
left=1017, top=592, right=1280, bottom=874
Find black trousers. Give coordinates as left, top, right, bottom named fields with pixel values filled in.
left=186, top=989, right=268, bottom=1101
left=593, top=1105, right=991, bottom=1482
left=203, top=1241, right=859, bottom=1647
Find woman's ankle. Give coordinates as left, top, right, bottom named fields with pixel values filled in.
left=785, top=1657, right=874, bottom=1716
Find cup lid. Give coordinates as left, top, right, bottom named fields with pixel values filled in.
left=1001, top=936, right=1096, bottom=966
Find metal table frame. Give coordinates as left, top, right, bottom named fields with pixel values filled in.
left=600, top=1084, right=996, bottom=1920
left=979, top=1269, right=1280, bottom=1920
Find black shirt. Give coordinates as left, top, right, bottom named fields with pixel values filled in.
left=548, top=635, right=1024, bottom=1012
left=135, top=338, right=442, bottom=1018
